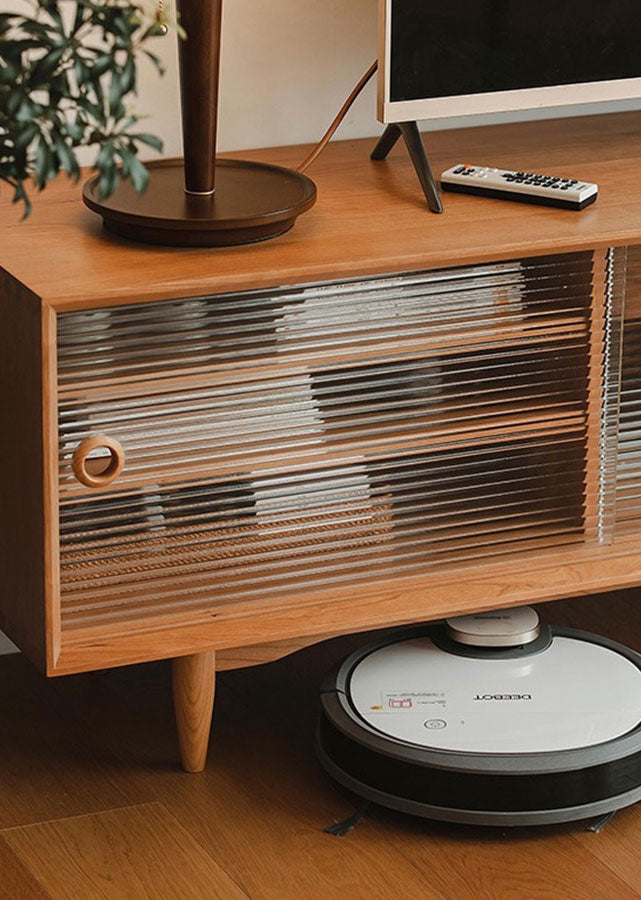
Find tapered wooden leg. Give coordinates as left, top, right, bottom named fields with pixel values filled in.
left=172, top=650, right=216, bottom=773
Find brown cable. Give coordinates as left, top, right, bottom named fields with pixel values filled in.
left=297, top=60, right=378, bottom=174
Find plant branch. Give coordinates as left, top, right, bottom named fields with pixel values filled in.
left=0, top=0, right=177, bottom=215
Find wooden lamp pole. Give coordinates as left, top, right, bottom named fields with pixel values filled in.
left=83, top=0, right=316, bottom=246
left=176, top=0, right=221, bottom=196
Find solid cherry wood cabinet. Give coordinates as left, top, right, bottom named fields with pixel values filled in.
left=3, top=112, right=641, bottom=772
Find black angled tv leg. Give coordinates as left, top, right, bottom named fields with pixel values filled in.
left=371, top=123, right=403, bottom=159
left=371, top=121, right=443, bottom=214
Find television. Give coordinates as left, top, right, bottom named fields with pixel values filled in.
left=378, top=0, right=641, bottom=124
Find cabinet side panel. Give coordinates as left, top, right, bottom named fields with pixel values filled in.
left=0, top=271, right=47, bottom=670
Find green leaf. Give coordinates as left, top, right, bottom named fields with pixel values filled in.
left=42, top=0, right=64, bottom=33
left=34, top=136, right=52, bottom=189
left=131, top=132, right=163, bottom=152
left=120, top=55, right=135, bottom=94
left=97, top=162, right=119, bottom=200
left=127, top=152, right=149, bottom=194
left=73, top=57, right=86, bottom=85
left=76, top=94, right=98, bottom=116
left=15, top=98, right=36, bottom=124
left=143, top=49, right=164, bottom=75
left=108, top=69, right=125, bottom=117
left=6, top=90, right=24, bottom=118
left=31, top=44, right=66, bottom=82
left=53, top=133, right=79, bottom=179
left=95, top=138, right=114, bottom=171
left=19, top=21, right=54, bottom=40
left=13, top=122, right=37, bottom=151
left=49, top=70, right=71, bottom=104
left=2, top=38, right=44, bottom=57
left=1, top=0, right=168, bottom=217
left=118, top=145, right=132, bottom=178
left=0, top=60, right=19, bottom=84
left=72, top=2, right=87, bottom=35
left=65, top=119, right=84, bottom=142
left=12, top=180, right=32, bottom=219
left=90, top=54, right=113, bottom=79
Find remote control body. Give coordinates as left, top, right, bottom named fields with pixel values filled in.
left=441, top=164, right=598, bottom=211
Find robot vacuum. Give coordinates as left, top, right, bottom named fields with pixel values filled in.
left=317, top=607, right=641, bottom=826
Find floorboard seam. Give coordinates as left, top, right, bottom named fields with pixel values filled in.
left=0, top=834, right=54, bottom=900
left=0, top=800, right=163, bottom=835
left=568, top=829, right=641, bottom=898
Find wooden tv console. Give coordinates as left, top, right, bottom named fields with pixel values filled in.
left=3, top=111, right=641, bottom=773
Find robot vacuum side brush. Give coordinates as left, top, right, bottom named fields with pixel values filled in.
left=317, top=607, right=641, bottom=826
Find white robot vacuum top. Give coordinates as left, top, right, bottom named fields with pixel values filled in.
left=317, top=606, right=641, bottom=827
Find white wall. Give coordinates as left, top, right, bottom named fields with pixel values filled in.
left=128, top=0, right=381, bottom=161
left=130, top=0, right=641, bottom=161
left=10, top=0, right=641, bottom=162
left=6, top=0, right=641, bottom=158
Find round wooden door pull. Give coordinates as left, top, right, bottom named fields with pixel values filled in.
left=72, top=436, right=125, bottom=488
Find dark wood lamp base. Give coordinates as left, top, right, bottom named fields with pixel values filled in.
left=83, top=0, right=318, bottom=247
left=83, top=159, right=316, bottom=247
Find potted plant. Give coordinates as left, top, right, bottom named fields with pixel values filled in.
left=0, top=0, right=177, bottom=216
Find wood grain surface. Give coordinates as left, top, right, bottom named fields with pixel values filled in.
left=4, top=804, right=247, bottom=899
left=52, top=531, right=641, bottom=675
left=0, top=838, right=50, bottom=900
left=0, top=589, right=641, bottom=900
left=172, top=651, right=216, bottom=773
left=0, top=589, right=639, bottom=899
left=2, top=112, right=641, bottom=310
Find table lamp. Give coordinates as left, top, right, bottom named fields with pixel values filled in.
left=83, top=0, right=317, bottom=246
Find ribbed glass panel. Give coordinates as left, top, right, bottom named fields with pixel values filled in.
left=56, top=251, right=624, bottom=629
left=598, top=246, right=625, bottom=541
left=616, top=245, right=641, bottom=533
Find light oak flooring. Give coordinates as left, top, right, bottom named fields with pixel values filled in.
left=1, top=590, right=641, bottom=899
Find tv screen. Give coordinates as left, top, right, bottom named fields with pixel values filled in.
left=390, top=0, right=641, bottom=104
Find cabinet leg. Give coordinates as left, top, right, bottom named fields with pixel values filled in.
left=172, top=650, right=216, bottom=773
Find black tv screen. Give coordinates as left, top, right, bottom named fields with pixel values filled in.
left=390, top=0, right=641, bottom=103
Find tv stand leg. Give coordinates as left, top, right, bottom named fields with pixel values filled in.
left=371, top=123, right=402, bottom=159
left=173, top=650, right=216, bottom=773
left=371, top=121, right=443, bottom=214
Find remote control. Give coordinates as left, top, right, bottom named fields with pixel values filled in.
left=440, top=164, right=598, bottom=211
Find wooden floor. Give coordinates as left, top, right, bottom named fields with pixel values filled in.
left=1, top=591, right=641, bottom=899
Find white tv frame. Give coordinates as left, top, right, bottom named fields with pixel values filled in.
left=378, top=0, right=641, bottom=124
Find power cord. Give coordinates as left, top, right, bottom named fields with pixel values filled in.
left=297, top=60, right=378, bottom=174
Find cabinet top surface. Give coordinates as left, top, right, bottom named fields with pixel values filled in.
left=2, top=111, right=641, bottom=311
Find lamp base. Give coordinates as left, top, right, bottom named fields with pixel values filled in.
left=83, top=158, right=317, bottom=247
